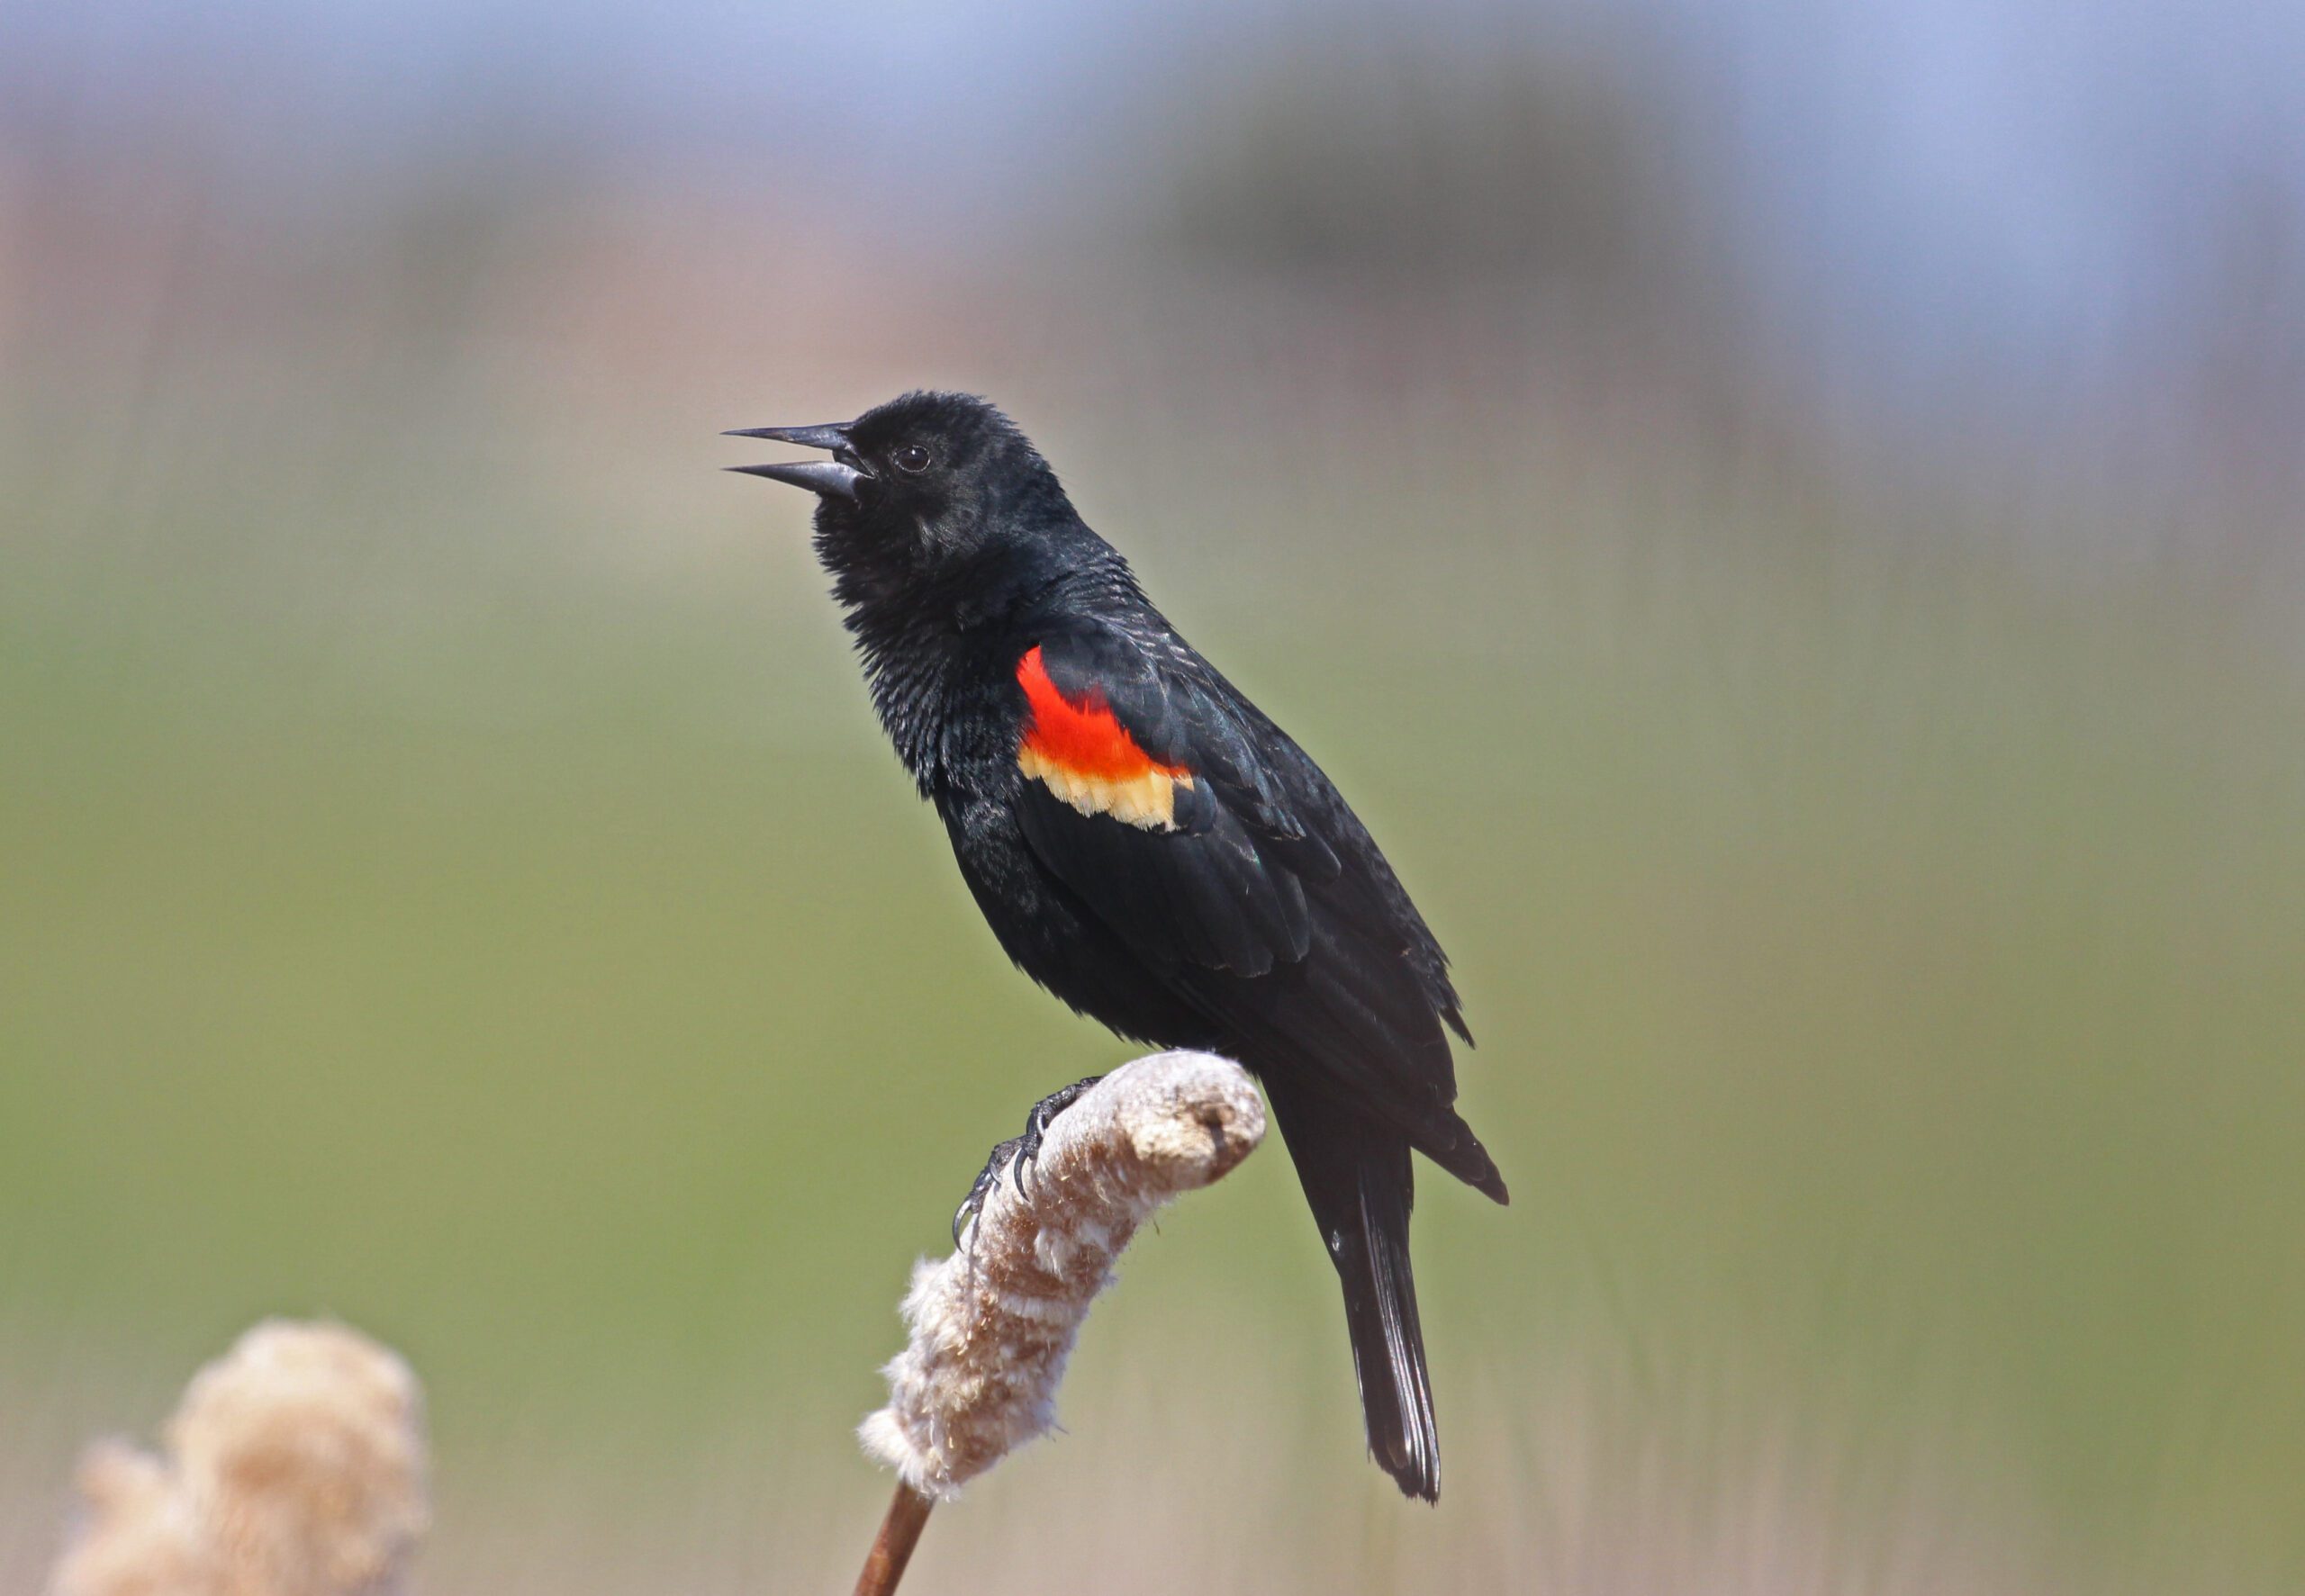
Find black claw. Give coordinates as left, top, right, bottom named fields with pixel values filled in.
left=954, top=1135, right=1024, bottom=1248
left=950, top=1075, right=1108, bottom=1249
left=1010, top=1074, right=1105, bottom=1202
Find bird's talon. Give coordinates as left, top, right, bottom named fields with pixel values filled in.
left=1004, top=1074, right=1104, bottom=1207
left=954, top=1135, right=1024, bottom=1248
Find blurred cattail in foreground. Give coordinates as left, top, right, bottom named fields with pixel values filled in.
left=47, top=1320, right=428, bottom=1596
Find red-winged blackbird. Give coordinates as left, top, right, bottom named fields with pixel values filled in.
left=728, top=392, right=1505, bottom=1501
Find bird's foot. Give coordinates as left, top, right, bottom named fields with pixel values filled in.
left=953, top=1135, right=1025, bottom=1249
left=1010, top=1074, right=1103, bottom=1201
left=948, top=1075, right=1107, bottom=1249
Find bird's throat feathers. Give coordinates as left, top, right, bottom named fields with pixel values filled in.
left=816, top=501, right=1146, bottom=798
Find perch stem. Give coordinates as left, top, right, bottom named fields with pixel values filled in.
left=853, top=1481, right=934, bottom=1596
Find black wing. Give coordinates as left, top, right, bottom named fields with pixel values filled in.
left=1011, top=623, right=1493, bottom=1184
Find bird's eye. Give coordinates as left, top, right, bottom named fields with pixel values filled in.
left=891, top=444, right=933, bottom=473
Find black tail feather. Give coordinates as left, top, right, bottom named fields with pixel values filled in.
left=1351, top=1155, right=1440, bottom=1500
left=1266, top=1080, right=1442, bottom=1501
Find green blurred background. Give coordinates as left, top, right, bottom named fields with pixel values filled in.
left=4, top=4, right=2302, bottom=1591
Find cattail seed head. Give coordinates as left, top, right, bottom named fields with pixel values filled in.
left=49, top=1321, right=428, bottom=1596
left=860, top=1050, right=1267, bottom=1500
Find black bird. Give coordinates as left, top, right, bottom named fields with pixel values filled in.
left=728, top=392, right=1505, bottom=1501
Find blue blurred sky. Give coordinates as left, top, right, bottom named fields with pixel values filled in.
left=5, top=0, right=2300, bottom=410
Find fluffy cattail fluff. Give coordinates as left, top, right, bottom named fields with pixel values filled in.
left=860, top=1050, right=1267, bottom=1500
left=48, top=1320, right=428, bottom=1596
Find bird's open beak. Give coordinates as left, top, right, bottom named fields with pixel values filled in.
left=723, top=422, right=871, bottom=501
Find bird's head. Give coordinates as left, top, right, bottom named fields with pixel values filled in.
left=727, top=392, right=1078, bottom=591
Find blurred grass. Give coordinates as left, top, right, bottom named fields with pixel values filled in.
left=5, top=406, right=2302, bottom=1591
left=5, top=7, right=2303, bottom=1584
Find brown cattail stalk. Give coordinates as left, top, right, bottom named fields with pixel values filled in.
left=853, top=1050, right=1266, bottom=1592
left=47, top=1320, right=429, bottom=1596
left=851, top=1483, right=935, bottom=1596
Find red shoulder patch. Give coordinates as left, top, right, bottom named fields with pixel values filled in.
left=1017, top=645, right=1194, bottom=830
left=1017, top=645, right=1186, bottom=781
